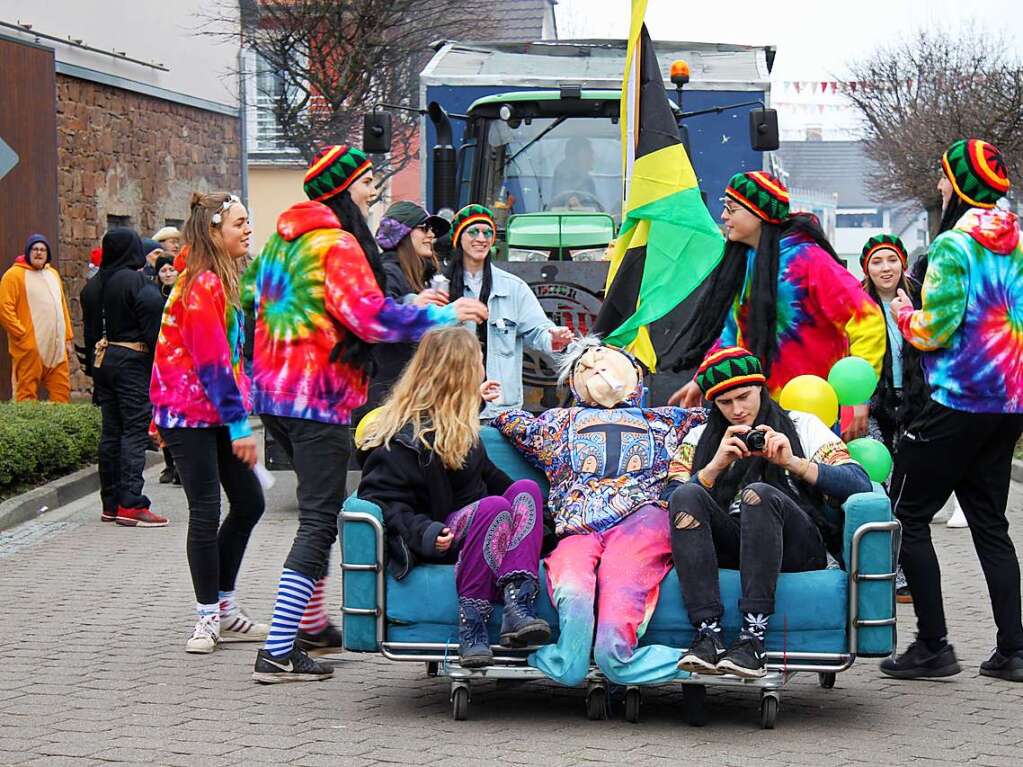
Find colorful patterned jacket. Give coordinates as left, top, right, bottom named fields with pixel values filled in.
left=242, top=201, right=458, bottom=425
left=151, top=266, right=252, bottom=439
left=714, top=230, right=886, bottom=393
left=494, top=355, right=706, bottom=537
left=897, top=207, right=1023, bottom=413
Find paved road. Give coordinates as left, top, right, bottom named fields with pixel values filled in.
left=1, top=461, right=1022, bottom=767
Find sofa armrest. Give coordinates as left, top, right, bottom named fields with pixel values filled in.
left=841, top=482, right=897, bottom=657
left=339, top=494, right=386, bottom=652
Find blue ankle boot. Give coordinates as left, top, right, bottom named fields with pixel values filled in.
left=458, top=598, right=493, bottom=668
left=499, top=577, right=551, bottom=648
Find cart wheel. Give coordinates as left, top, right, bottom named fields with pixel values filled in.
left=818, top=672, right=836, bottom=689
left=682, top=684, right=707, bottom=727
left=426, top=662, right=438, bottom=677
left=585, top=685, right=609, bottom=720
left=624, top=687, right=641, bottom=724
left=760, top=695, right=778, bottom=730
left=451, top=686, right=470, bottom=721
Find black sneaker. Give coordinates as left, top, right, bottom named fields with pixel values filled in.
left=678, top=628, right=726, bottom=675
left=717, top=633, right=768, bottom=679
left=297, top=623, right=343, bottom=654
left=158, top=467, right=176, bottom=484
left=879, top=639, right=961, bottom=679
left=979, top=648, right=1023, bottom=682
left=252, top=647, right=334, bottom=684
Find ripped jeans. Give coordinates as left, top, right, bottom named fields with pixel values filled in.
left=668, top=482, right=827, bottom=623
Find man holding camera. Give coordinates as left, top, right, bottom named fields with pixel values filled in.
left=662, top=347, right=872, bottom=678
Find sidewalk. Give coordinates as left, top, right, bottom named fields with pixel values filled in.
left=1, top=466, right=1022, bottom=766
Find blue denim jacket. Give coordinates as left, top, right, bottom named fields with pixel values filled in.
left=461, top=265, right=554, bottom=419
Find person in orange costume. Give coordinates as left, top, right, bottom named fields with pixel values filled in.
left=0, top=234, right=73, bottom=402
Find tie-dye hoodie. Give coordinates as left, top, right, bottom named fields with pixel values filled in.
left=714, top=231, right=886, bottom=393
left=242, top=201, right=457, bottom=425
left=897, top=207, right=1023, bottom=413
left=150, top=264, right=252, bottom=440
left=494, top=350, right=705, bottom=537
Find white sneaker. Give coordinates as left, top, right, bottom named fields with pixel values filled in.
left=946, top=498, right=969, bottom=529
left=186, top=615, right=221, bottom=654
left=221, top=606, right=270, bottom=643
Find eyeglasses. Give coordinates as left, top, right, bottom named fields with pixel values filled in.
left=465, top=226, right=494, bottom=240
left=721, top=200, right=741, bottom=215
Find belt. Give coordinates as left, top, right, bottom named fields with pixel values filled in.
left=108, top=341, right=149, bottom=353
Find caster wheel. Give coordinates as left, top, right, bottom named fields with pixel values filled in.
left=818, top=672, right=836, bottom=689
left=426, top=662, right=438, bottom=677
left=585, top=686, right=609, bottom=720
left=451, top=686, right=470, bottom=721
left=624, top=688, right=641, bottom=724
left=760, top=695, right=778, bottom=730
left=682, top=684, right=707, bottom=727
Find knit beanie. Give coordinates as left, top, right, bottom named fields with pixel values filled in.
left=304, top=144, right=373, bottom=202
left=451, top=204, right=497, bottom=246
left=695, top=346, right=766, bottom=401
left=376, top=201, right=451, bottom=250
left=941, top=139, right=1010, bottom=209
left=860, top=233, right=908, bottom=272
left=142, top=238, right=163, bottom=257
left=154, top=254, right=175, bottom=274
left=725, top=171, right=790, bottom=224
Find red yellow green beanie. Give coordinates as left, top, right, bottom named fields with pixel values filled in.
left=304, top=145, right=372, bottom=202
left=725, top=171, right=790, bottom=224
left=696, top=346, right=766, bottom=400
left=860, top=233, right=908, bottom=272
left=941, top=139, right=1010, bottom=209
left=452, top=204, right=496, bottom=246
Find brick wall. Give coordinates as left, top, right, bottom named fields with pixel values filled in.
left=56, top=75, right=241, bottom=395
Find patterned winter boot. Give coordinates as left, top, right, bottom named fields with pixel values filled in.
left=499, top=577, right=551, bottom=648
left=458, top=598, right=494, bottom=669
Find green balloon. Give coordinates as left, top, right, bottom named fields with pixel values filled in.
left=847, top=437, right=893, bottom=483
left=828, top=356, right=879, bottom=406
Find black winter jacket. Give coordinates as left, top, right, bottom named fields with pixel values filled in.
left=80, top=229, right=165, bottom=375
left=358, top=426, right=513, bottom=579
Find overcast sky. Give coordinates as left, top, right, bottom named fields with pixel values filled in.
left=555, top=0, right=1023, bottom=80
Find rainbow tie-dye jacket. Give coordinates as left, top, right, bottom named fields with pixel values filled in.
left=715, top=231, right=886, bottom=393
left=151, top=269, right=252, bottom=440
left=897, top=207, right=1023, bottom=413
left=243, top=201, right=457, bottom=425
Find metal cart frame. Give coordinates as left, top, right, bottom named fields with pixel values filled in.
left=340, top=509, right=901, bottom=728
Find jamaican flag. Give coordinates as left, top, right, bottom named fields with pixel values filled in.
left=592, top=1, right=724, bottom=371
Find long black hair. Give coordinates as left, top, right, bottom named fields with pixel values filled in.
left=911, top=196, right=973, bottom=283
left=443, top=243, right=494, bottom=350
left=693, top=388, right=841, bottom=556
left=669, top=213, right=841, bottom=376
left=324, top=191, right=389, bottom=372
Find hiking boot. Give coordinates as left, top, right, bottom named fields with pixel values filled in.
left=717, top=633, right=768, bottom=679
left=880, top=639, right=961, bottom=679
left=252, top=647, right=334, bottom=684
left=499, top=578, right=551, bottom=648
left=297, top=622, right=343, bottom=654
left=220, top=607, right=269, bottom=643
left=115, top=506, right=168, bottom=528
left=458, top=599, right=493, bottom=668
left=979, top=648, right=1023, bottom=682
left=678, top=628, right=726, bottom=675
left=185, top=615, right=220, bottom=654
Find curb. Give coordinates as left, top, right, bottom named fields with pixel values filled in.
left=1013, top=459, right=1023, bottom=485
left=0, top=452, right=163, bottom=533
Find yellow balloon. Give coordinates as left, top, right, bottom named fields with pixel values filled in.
left=779, top=375, right=839, bottom=426
left=354, top=407, right=384, bottom=448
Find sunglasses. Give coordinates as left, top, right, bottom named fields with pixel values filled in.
left=465, top=226, right=494, bottom=240
left=413, top=222, right=433, bottom=233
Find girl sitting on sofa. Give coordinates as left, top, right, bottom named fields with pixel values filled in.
left=358, top=326, right=550, bottom=668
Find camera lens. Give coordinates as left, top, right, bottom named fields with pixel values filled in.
left=744, top=430, right=766, bottom=452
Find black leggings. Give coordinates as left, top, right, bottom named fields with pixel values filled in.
left=162, top=427, right=265, bottom=605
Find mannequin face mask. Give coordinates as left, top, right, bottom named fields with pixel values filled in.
left=571, top=345, right=640, bottom=408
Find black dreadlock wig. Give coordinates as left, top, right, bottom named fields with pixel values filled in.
left=911, top=196, right=973, bottom=284
left=443, top=245, right=494, bottom=352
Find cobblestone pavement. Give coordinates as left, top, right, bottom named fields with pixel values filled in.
left=2, top=461, right=1023, bottom=767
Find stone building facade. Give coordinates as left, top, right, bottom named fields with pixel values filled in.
left=56, top=75, right=241, bottom=394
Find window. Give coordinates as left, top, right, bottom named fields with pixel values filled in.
left=165, top=218, right=183, bottom=229
left=836, top=210, right=883, bottom=228
left=107, top=214, right=131, bottom=229
left=252, top=53, right=304, bottom=153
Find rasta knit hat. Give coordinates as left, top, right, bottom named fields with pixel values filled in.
left=861, top=233, right=908, bottom=272
left=942, top=139, right=1010, bottom=209
left=304, top=144, right=373, bottom=202
left=451, top=204, right=497, bottom=246
left=696, top=346, right=766, bottom=401
left=725, top=171, right=790, bottom=224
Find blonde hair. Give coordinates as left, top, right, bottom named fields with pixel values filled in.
left=182, top=191, right=243, bottom=306
left=362, top=327, right=482, bottom=469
